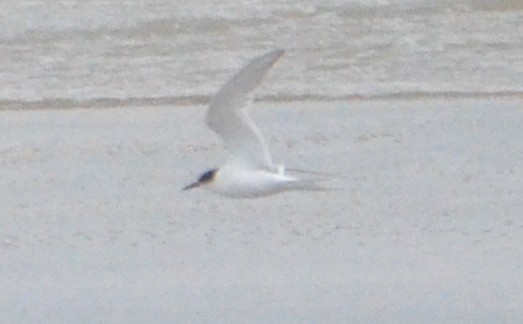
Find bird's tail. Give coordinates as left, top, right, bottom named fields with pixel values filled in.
left=286, top=167, right=348, bottom=180
left=271, top=165, right=344, bottom=192
left=286, top=178, right=343, bottom=192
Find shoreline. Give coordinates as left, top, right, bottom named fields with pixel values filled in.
left=1, top=90, right=522, bottom=111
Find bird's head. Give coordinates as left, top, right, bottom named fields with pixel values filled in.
left=183, top=169, right=218, bottom=191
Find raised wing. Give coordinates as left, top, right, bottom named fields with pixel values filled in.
left=206, top=49, right=284, bottom=170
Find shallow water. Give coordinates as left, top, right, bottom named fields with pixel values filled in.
left=1, top=0, right=522, bottom=109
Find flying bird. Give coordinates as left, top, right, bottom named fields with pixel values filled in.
left=183, top=49, right=327, bottom=198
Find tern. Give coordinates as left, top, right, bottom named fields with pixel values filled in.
left=183, top=49, right=326, bottom=198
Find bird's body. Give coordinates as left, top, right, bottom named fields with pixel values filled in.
left=206, top=165, right=298, bottom=198
left=183, top=49, right=327, bottom=198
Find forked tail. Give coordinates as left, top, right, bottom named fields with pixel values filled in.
left=275, top=165, right=344, bottom=192
left=287, top=178, right=343, bottom=192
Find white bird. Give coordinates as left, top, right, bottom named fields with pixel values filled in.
left=183, top=49, right=326, bottom=198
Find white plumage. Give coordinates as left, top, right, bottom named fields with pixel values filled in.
left=183, top=49, right=325, bottom=198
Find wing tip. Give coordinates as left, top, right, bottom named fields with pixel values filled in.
left=267, top=48, right=285, bottom=61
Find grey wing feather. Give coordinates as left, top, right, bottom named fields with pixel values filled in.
left=206, top=49, right=284, bottom=170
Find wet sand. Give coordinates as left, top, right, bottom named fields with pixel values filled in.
left=1, top=98, right=522, bottom=322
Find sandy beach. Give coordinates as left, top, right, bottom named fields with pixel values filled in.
left=1, top=97, right=522, bottom=322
